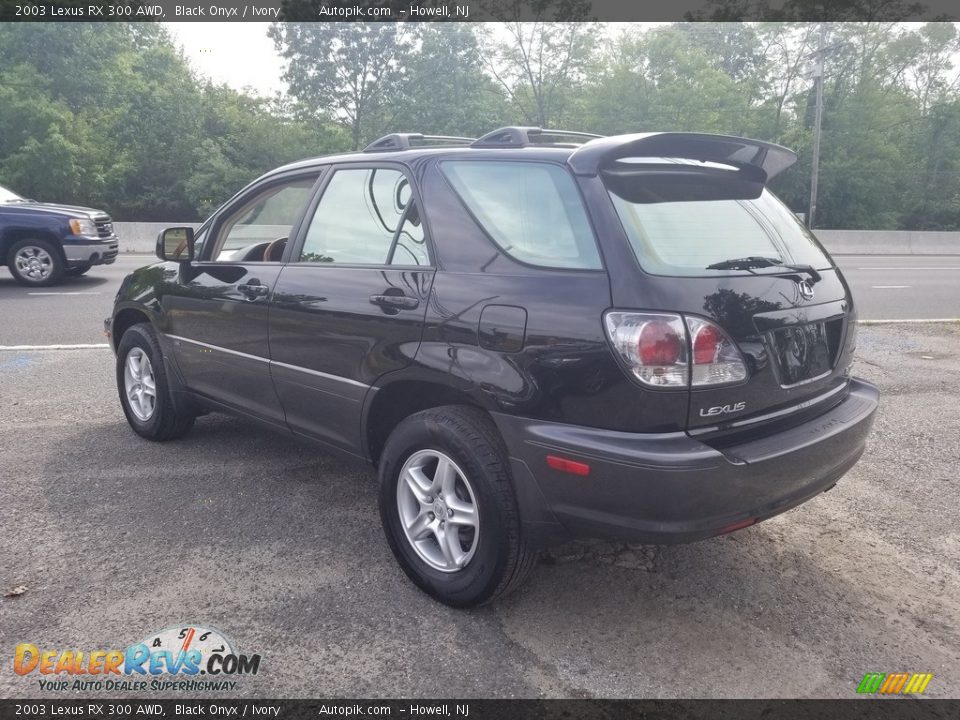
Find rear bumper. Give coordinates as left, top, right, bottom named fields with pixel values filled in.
left=63, top=236, right=119, bottom=266
left=491, top=378, right=879, bottom=546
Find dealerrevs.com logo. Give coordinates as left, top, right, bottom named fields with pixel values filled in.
left=14, top=624, right=261, bottom=692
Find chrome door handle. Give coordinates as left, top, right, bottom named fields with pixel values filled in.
left=369, top=294, right=419, bottom=310
left=238, top=282, right=269, bottom=298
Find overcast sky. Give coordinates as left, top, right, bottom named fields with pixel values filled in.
left=165, top=23, right=286, bottom=97
left=163, top=22, right=646, bottom=98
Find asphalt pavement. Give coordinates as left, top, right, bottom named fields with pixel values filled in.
left=1, top=253, right=959, bottom=698
left=1, top=254, right=957, bottom=349
left=1, top=324, right=958, bottom=698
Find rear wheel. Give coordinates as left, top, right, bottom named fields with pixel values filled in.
left=65, top=263, right=92, bottom=277
left=378, top=405, right=537, bottom=607
left=8, top=238, right=64, bottom=286
left=116, top=323, right=195, bottom=441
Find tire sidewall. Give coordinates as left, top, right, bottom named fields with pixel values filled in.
left=116, top=325, right=170, bottom=439
left=379, top=412, right=513, bottom=607
left=8, top=238, right=65, bottom=286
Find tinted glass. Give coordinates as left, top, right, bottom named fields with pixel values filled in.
left=442, top=161, right=602, bottom=270
left=298, top=168, right=427, bottom=266
left=211, top=177, right=317, bottom=261
left=609, top=188, right=832, bottom=277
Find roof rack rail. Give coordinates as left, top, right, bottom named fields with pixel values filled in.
left=363, top=133, right=476, bottom=153
left=470, top=127, right=605, bottom=148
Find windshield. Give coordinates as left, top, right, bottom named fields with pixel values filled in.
left=609, top=187, right=832, bottom=277
left=0, top=185, right=25, bottom=203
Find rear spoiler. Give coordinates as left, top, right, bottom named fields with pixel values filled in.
left=567, top=132, right=797, bottom=183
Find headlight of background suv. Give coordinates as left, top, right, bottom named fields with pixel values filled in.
left=69, top=218, right=98, bottom=236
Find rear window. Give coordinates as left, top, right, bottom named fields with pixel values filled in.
left=441, top=161, right=602, bottom=270
left=608, top=187, right=832, bottom=277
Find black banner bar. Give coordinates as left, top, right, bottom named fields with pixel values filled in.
left=2, top=700, right=960, bottom=720
left=0, top=0, right=956, bottom=22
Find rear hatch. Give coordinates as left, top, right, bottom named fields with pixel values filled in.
left=574, top=133, right=857, bottom=443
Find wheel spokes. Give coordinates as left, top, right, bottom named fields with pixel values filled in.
left=123, top=349, right=156, bottom=421
left=438, top=525, right=466, bottom=568
left=435, top=457, right=458, bottom=497
left=405, top=511, right=435, bottom=541
left=446, top=499, right=477, bottom=528
left=396, top=449, right=480, bottom=573
left=403, top=466, right=433, bottom=504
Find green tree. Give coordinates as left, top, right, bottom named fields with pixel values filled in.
left=269, top=23, right=414, bottom=150
left=391, top=25, right=511, bottom=138
left=480, top=21, right=600, bottom=127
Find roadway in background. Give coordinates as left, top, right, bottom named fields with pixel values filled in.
left=1, top=254, right=958, bottom=347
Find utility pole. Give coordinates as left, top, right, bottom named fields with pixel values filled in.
left=808, top=23, right=826, bottom=229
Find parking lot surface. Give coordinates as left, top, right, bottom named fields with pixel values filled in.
left=1, top=317, right=958, bottom=698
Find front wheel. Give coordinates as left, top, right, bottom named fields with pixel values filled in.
left=8, top=238, right=65, bottom=286
left=378, top=405, right=537, bottom=607
left=116, top=323, right=195, bottom=441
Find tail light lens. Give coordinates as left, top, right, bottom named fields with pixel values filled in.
left=604, top=312, right=688, bottom=387
left=604, top=312, right=747, bottom=388
left=685, top=316, right=748, bottom=386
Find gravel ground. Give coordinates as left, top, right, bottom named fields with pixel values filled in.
left=1, top=324, right=958, bottom=699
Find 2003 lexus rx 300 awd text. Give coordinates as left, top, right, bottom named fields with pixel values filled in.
left=106, top=128, right=879, bottom=607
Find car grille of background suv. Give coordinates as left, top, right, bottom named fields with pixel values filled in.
left=94, top=214, right=114, bottom=238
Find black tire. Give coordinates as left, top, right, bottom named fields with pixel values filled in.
left=116, top=323, right=195, bottom=441
left=378, top=405, right=537, bottom=607
left=7, top=238, right=65, bottom=286
left=65, top=263, right=92, bottom=276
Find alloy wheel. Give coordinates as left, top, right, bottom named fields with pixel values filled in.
left=396, top=449, right=480, bottom=572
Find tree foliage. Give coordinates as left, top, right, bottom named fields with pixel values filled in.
left=0, top=23, right=345, bottom=221
left=2, top=21, right=959, bottom=230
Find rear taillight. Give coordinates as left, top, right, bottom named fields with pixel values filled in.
left=685, top=316, right=748, bottom=386
left=604, top=313, right=688, bottom=387
left=604, top=312, right=747, bottom=388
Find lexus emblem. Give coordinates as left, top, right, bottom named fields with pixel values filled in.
left=798, top=280, right=815, bottom=300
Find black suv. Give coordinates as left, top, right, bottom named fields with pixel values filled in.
left=107, top=128, right=879, bottom=607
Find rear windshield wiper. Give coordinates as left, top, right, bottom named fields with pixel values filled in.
left=706, top=256, right=821, bottom=284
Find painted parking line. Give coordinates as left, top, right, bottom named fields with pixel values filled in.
left=27, top=291, right=102, bottom=296
left=871, top=285, right=912, bottom=289
left=856, top=267, right=960, bottom=270
left=0, top=344, right=110, bottom=351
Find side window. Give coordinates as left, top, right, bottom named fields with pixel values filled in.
left=297, top=168, right=429, bottom=266
left=441, top=160, right=602, bottom=270
left=208, top=176, right=318, bottom=262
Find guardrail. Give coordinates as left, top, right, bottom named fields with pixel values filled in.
left=113, top=223, right=960, bottom=256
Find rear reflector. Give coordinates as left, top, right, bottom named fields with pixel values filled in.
left=546, top=455, right=591, bottom=476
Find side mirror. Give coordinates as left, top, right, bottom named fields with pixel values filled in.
left=157, top=227, right=195, bottom=262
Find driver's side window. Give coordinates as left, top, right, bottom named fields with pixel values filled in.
left=207, top=175, right=319, bottom=262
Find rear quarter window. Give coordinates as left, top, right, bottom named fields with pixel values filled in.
left=441, top=160, right=602, bottom=270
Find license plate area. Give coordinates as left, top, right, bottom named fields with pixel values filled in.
left=770, top=319, right=842, bottom=387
